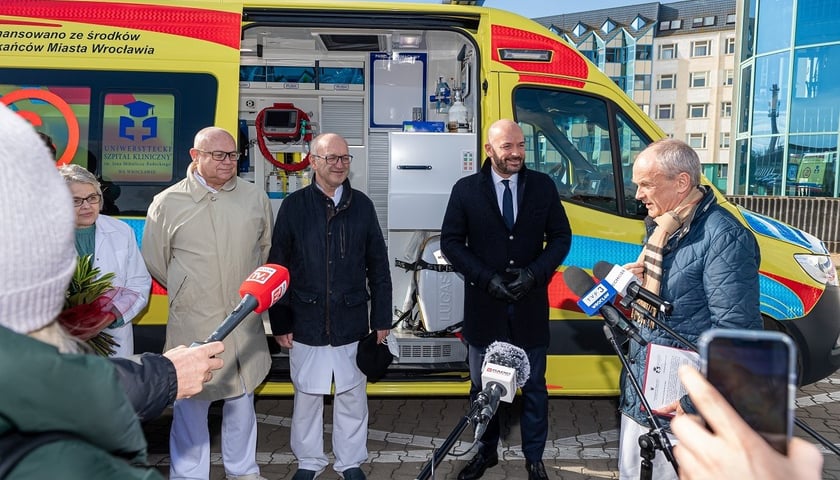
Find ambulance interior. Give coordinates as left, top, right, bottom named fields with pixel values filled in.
left=237, top=24, right=648, bottom=378
left=238, top=25, right=479, bottom=376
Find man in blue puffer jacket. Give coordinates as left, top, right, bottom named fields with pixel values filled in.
left=617, top=139, right=762, bottom=480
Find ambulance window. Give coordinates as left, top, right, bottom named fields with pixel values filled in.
left=514, top=87, right=618, bottom=214
left=615, top=111, right=652, bottom=217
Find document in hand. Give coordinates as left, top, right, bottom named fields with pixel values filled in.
left=642, top=343, right=700, bottom=417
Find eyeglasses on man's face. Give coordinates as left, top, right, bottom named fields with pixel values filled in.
left=72, top=193, right=102, bottom=207
left=312, top=154, right=353, bottom=165
left=198, top=150, right=241, bottom=162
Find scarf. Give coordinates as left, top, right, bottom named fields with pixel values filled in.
left=632, top=186, right=704, bottom=327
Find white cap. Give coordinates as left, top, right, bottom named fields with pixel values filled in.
left=0, top=104, right=77, bottom=334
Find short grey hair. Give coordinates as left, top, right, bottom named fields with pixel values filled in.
left=644, top=139, right=701, bottom=187
left=58, top=163, right=103, bottom=198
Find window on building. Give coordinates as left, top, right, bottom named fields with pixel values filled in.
left=580, top=49, right=599, bottom=63
left=605, top=47, right=626, bottom=63
left=611, top=76, right=627, bottom=91
left=635, top=74, right=651, bottom=90
left=573, top=23, right=587, bottom=37
left=671, top=19, right=682, bottom=29
left=656, top=104, right=674, bottom=119
left=690, top=71, right=709, bottom=88
left=692, top=16, right=716, bottom=28
left=688, top=103, right=708, bottom=118
left=721, top=101, right=732, bottom=118
left=687, top=133, right=707, bottom=148
left=720, top=132, right=731, bottom=148
left=659, top=44, right=677, bottom=60
left=725, top=37, right=736, bottom=55
left=726, top=13, right=737, bottom=24
left=602, top=19, right=615, bottom=35
left=692, top=40, right=711, bottom=57
left=636, top=45, right=652, bottom=60
left=632, top=15, right=646, bottom=31
left=724, top=69, right=734, bottom=86
left=657, top=73, right=676, bottom=89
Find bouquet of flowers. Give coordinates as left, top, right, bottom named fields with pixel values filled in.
left=59, top=254, right=136, bottom=356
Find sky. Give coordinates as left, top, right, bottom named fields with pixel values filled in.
left=371, top=0, right=677, bottom=18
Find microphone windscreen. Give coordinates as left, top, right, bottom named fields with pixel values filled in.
left=562, top=266, right=597, bottom=298
left=239, top=264, right=290, bottom=313
left=483, top=341, right=531, bottom=387
left=592, top=261, right=615, bottom=281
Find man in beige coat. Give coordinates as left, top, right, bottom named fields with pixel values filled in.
left=142, top=127, right=273, bottom=480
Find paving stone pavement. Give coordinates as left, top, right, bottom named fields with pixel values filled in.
left=143, top=374, right=840, bottom=479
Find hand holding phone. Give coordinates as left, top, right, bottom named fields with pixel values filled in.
left=697, top=329, right=797, bottom=454
left=670, top=366, right=823, bottom=480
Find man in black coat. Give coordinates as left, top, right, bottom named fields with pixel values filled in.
left=441, top=119, right=572, bottom=480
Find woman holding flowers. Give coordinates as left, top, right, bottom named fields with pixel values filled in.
left=59, top=164, right=151, bottom=357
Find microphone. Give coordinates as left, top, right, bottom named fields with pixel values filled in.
left=473, top=341, right=531, bottom=441
left=592, top=261, right=673, bottom=315
left=562, top=266, right=647, bottom=346
left=199, top=264, right=290, bottom=345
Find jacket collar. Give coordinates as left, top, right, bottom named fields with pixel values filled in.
left=186, top=162, right=238, bottom=203
left=309, top=174, right=353, bottom=210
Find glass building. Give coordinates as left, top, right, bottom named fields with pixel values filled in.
left=734, top=0, right=840, bottom=197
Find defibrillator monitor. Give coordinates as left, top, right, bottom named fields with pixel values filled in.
left=262, top=108, right=302, bottom=141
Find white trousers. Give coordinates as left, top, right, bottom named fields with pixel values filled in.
left=618, top=414, right=679, bottom=480
left=291, top=381, right=369, bottom=473
left=170, top=392, right=259, bottom=480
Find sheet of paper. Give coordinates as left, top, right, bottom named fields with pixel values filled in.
left=641, top=343, right=700, bottom=417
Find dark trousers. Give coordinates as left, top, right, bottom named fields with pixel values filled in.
left=467, top=343, right=548, bottom=463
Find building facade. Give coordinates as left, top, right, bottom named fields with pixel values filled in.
left=534, top=0, right=737, bottom=191
left=733, top=0, right=840, bottom=197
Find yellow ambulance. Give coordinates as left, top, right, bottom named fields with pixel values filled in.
left=1, top=0, right=837, bottom=395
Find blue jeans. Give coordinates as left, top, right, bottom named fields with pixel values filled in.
left=468, top=343, right=548, bottom=463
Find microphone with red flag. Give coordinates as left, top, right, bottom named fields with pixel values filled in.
left=197, top=264, right=289, bottom=345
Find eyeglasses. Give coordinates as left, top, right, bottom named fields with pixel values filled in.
left=197, top=150, right=241, bottom=162
left=312, top=154, right=353, bottom=165
left=72, top=193, right=102, bottom=207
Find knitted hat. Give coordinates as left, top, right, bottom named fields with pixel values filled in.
left=0, top=104, right=77, bottom=334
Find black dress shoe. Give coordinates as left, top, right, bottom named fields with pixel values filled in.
left=526, top=460, right=548, bottom=480
left=457, top=448, right=499, bottom=480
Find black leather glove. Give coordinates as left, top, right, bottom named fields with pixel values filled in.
left=487, top=273, right=517, bottom=303
left=507, top=268, right=536, bottom=300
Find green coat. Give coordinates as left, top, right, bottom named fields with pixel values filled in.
left=0, top=326, right=161, bottom=479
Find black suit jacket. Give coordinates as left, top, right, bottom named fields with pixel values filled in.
left=441, top=159, right=572, bottom=349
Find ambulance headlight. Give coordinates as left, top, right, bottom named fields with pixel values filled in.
left=794, top=254, right=839, bottom=286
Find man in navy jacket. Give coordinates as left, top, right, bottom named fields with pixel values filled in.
left=441, top=119, right=572, bottom=480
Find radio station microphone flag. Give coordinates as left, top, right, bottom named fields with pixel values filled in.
left=201, top=264, right=289, bottom=344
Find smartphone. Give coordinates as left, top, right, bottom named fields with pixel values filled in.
left=697, top=329, right=797, bottom=454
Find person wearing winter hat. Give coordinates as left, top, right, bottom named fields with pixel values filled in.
left=0, top=103, right=223, bottom=479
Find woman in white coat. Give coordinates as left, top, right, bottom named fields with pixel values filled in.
left=59, top=164, right=151, bottom=357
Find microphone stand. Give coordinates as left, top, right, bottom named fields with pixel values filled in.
left=631, top=302, right=840, bottom=457
left=602, top=324, right=678, bottom=480
left=415, top=394, right=487, bottom=480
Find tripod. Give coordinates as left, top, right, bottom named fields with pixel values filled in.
left=415, top=396, right=485, bottom=480
left=603, top=324, right=678, bottom=480
left=630, top=303, right=840, bottom=457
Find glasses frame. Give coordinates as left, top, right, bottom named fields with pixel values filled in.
left=72, top=193, right=102, bottom=207
left=312, top=154, right=354, bottom=165
left=197, top=150, right=241, bottom=162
